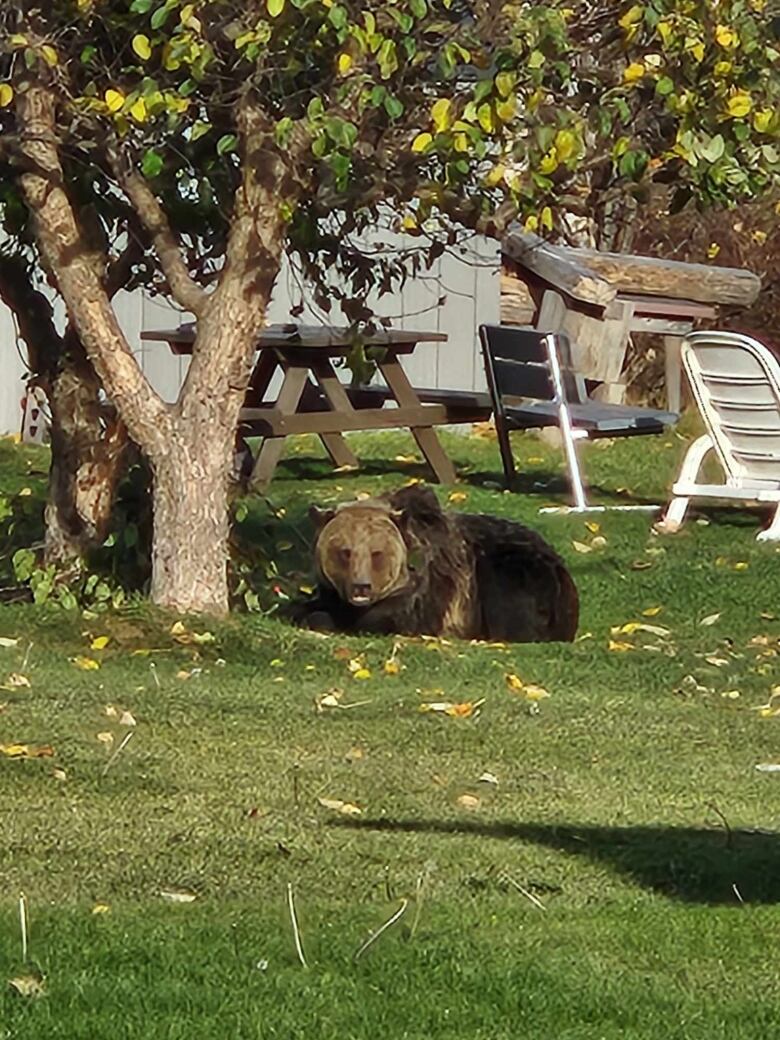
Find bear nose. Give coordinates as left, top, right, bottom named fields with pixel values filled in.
left=351, top=582, right=372, bottom=600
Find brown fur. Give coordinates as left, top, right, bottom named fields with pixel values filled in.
left=292, top=486, right=579, bottom=643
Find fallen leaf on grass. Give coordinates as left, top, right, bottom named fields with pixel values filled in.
left=630, top=560, right=653, bottom=571
left=642, top=606, right=663, bottom=617
left=612, top=622, right=671, bottom=638
left=96, top=731, right=114, bottom=747
left=455, top=793, right=480, bottom=810
left=119, top=711, right=137, bottom=727
left=383, top=658, right=401, bottom=676
left=3, top=673, right=30, bottom=689
left=755, top=763, right=780, bottom=773
left=352, top=668, right=372, bottom=681
left=73, top=656, right=100, bottom=671
left=419, top=699, right=484, bottom=718
left=700, top=613, right=721, bottom=627
left=345, top=746, right=365, bottom=763
left=705, top=656, right=730, bottom=668
left=477, top=771, right=499, bottom=786
left=8, top=975, right=45, bottom=998
left=608, top=640, right=635, bottom=652
left=170, top=621, right=215, bottom=645
left=591, top=536, right=607, bottom=549
left=92, top=903, right=110, bottom=914
left=0, top=743, right=54, bottom=759
left=52, top=767, right=67, bottom=782
left=0, top=637, right=19, bottom=649
left=585, top=521, right=600, bottom=534
left=448, top=491, right=468, bottom=503
left=160, top=889, right=197, bottom=903
left=90, top=636, right=110, bottom=651
left=572, top=540, right=592, bottom=554
left=505, top=673, right=524, bottom=692
left=318, top=797, right=363, bottom=816
left=522, top=684, right=550, bottom=702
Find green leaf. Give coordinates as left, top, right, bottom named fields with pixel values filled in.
left=150, top=4, right=174, bottom=30
left=267, top=0, right=285, bottom=17
left=217, top=134, right=238, bottom=156
left=699, top=134, right=725, bottom=163
left=132, top=34, right=152, bottom=61
left=409, top=0, right=427, bottom=17
left=130, top=0, right=153, bottom=11
left=384, top=95, right=404, bottom=119
left=656, top=76, right=674, bottom=97
left=190, top=121, right=211, bottom=143
left=328, top=4, right=348, bottom=29
left=141, top=150, right=163, bottom=177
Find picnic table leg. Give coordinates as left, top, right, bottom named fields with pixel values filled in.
left=249, top=365, right=309, bottom=491
left=378, top=356, right=457, bottom=485
left=664, top=335, right=683, bottom=414
left=309, top=359, right=360, bottom=470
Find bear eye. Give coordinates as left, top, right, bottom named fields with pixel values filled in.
left=371, top=550, right=384, bottom=565
left=339, top=547, right=352, bottom=562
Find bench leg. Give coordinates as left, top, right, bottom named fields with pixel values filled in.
left=249, top=366, right=309, bottom=491
left=664, top=336, right=684, bottom=414
left=309, top=359, right=360, bottom=471
left=378, top=356, right=456, bottom=485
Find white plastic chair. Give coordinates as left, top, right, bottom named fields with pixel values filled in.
left=659, top=330, right=780, bottom=541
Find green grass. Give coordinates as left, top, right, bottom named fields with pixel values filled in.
left=1, top=428, right=780, bottom=1038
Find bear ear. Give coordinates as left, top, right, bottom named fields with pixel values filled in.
left=309, top=505, right=336, bottom=529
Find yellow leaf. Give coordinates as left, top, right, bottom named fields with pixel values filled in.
left=538, top=148, right=558, bottom=174
left=90, top=636, right=110, bottom=651
left=734, top=561, right=749, bottom=571
left=448, top=491, right=468, bottom=503
left=384, top=659, right=401, bottom=675
left=572, top=540, right=592, bottom=554
left=585, top=521, right=600, bottom=534
left=700, top=612, right=721, bottom=626
left=0, top=743, right=54, bottom=759
left=657, top=19, right=672, bottom=44
left=96, top=731, right=114, bottom=747
left=353, top=668, right=371, bottom=681
left=41, top=45, right=58, bottom=67
left=120, top=710, right=137, bottom=727
left=713, top=60, right=732, bottom=77
left=456, top=793, right=480, bottom=810
left=707, top=243, right=721, bottom=259
left=477, top=103, right=494, bottom=133
left=483, top=163, right=506, bottom=187
left=92, top=903, right=111, bottom=914
left=554, top=129, right=577, bottom=162
left=129, top=98, right=147, bottom=123
left=104, top=89, right=125, bottom=113
left=431, top=97, right=453, bottom=133
left=132, top=34, right=152, bottom=60
left=73, top=656, right=100, bottom=671
left=618, top=5, right=643, bottom=29
left=687, top=39, right=705, bottom=62
left=411, top=132, right=433, bottom=153
left=267, top=0, right=285, bottom=16
left=540, top=206, right=553, bottom=231
left=0, top=84, right=14, bottom=108
left=52, top=766, right=67, bottom=781
left=623, top=62, right=646, bottom=84
left=318, top=797, right=362, bottom=816
left=337, top=52, right=352, bottom=75
left=608, top=640, right=635, bottom=652
left=642, top=606, right=663, bottom=617
left=715, top=24, right=738, bottom=48
left=505, top=673, right=524, bottom=692
left=727, top=92, right=752, bottom=118
left=495, top=96, right=516, bottom=123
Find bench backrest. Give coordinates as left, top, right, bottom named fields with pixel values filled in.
left=684, top=330, right=780, bottom=485
left=479, top=325, right=584, bottom=414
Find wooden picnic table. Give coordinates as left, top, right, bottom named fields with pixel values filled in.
left=142, top=323, right=491, bottom=489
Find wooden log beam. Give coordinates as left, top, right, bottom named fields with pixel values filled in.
left=502, top=230, right=617, bottom=309
left=566, top=247, right=761, bottom=308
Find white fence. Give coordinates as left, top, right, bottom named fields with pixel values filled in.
left=0, top=237, right=500, bottom=434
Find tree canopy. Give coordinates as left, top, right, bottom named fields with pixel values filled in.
left=0, top=0, right=776, bottom=614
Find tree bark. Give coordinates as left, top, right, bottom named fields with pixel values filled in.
left=150, top=431, right=233, bottom=614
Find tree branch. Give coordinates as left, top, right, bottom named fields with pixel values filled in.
left=16, top=84, right=169, bottom=453
left=106, top=145, right=209, bottom=315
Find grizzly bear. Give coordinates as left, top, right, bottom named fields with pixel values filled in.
left=289, top=485, right=578, bottom=643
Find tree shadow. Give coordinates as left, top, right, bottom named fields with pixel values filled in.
left=333, top=817, right=780, bottom=905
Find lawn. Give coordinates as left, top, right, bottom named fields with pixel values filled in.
left=1, top=427, right=780, bottom=1039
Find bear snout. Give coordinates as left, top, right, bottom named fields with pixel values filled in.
left=349, top=581, right=373, bottom=606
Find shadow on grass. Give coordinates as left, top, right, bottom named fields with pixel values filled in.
left=335, top=817, right=780, bottom=905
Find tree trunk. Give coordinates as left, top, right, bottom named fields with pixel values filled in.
left=44, top=333, right=128, bottom=566
left=149, top=423, right=234, bottom=615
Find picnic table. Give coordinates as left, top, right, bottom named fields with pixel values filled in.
left=141, top=323, right=492, bottom=489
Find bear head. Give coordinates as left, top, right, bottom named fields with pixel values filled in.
left=310, top=500, right=411, bottom=607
